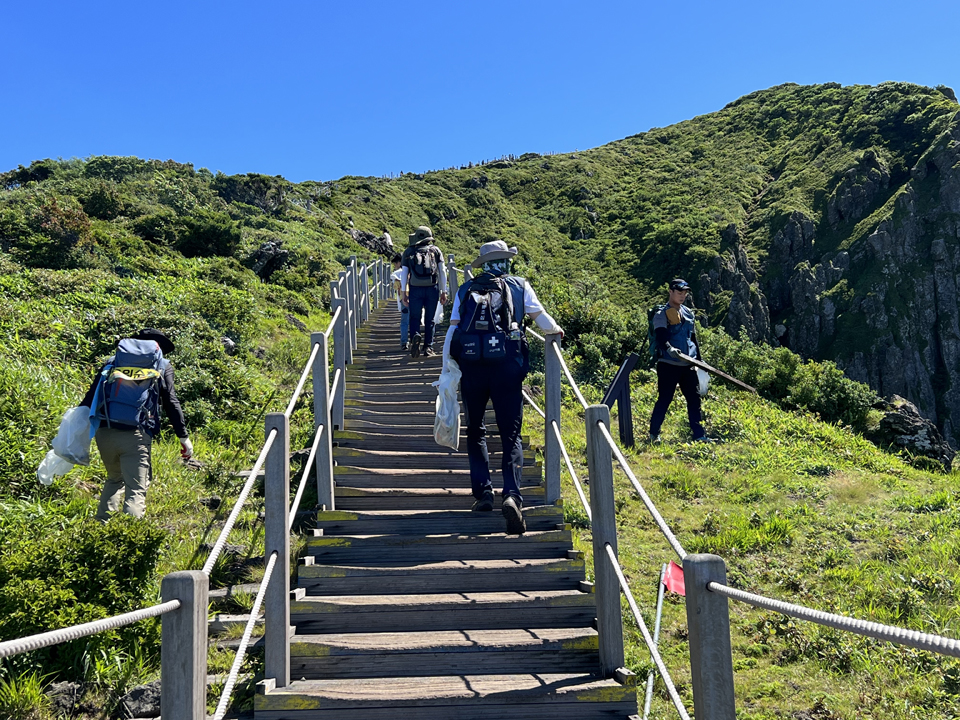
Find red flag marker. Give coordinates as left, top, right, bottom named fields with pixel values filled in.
left=663, top=560, right=685, bottom=596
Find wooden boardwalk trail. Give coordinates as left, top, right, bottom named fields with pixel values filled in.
left=256, top=304, right=639, bottom=719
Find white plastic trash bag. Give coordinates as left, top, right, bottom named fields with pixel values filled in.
left=37, top=450, right=74, bottom=486
left=432, top=359, right=462, bottom=450
left=51, top=406, right=93, bottom=466
left=434, top=303, right=444, bottom=325
left=696, top=368, right=710, bottom=397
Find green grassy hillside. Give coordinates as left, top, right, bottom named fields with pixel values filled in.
left=1, top=83, right=959, bottom=718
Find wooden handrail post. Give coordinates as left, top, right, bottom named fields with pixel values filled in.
left=311, top=331, right=335, bottom=511
left=684, top=554, right=736, bottom=719
left=585, top=404, right=624, bottom=676
left=447, top=254, right=458, bottom=302
left=373, top=260, right=380, bottom=310
left=161, top=570, right=207, bottom=720
left=331, top=296, right=347, bottom=430
left=347, top=257, right=358, bottom=352
left=338, top=271, right=353, bottom=365
left=264, top=412, right=290, bottom=687
left=463, top=263, right=473, bottom=282
left=544, top=334, right=562, bottom=504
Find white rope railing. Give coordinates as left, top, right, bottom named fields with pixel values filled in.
left=605, top=545, right=690, bottom=720
left=709, top=582, right=960, bottom=658
left=551, top=342, right=588, bottom=409
left=202, top=429, right=279, bottom=575
left=324, top=305, right=342, bottom=338
left=212, top=551, right=279, bottom=720
left=285, top=342, right=322, bottom=418
left=328, top=368, right=342, bottom=412
left=527, top=328, right=545, bottom=342
left=289, top=423, right=325, bottom=531
left=0, top=600, right=181, bottom=660
left=596, top=421, right=687, bottom=561
left=522, top=390, right=545, bottom=419
left=551, top=420, right=590, bottom=523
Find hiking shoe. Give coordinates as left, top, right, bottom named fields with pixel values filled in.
left=502, top=495, right=526, bottom=535
left=692, top=435, right=716, bottom=444
left=648, top=434, right=662, bottom=444
left=411, top=334, right=422, bottom=358
left=471, top=490, right=494, bottom=512
left=424, top=346, right=437, bottom=358
left=401, top=342, right=409, bottom=351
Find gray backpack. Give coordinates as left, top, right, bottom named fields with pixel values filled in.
left=409, top=245, right=440, bottom=287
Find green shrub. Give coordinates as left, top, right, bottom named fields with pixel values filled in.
left=701, top=328, right=879, bottom=431
left=175, top=209, right=241, bottom=257
left=0, top=516, right=165, bottom=679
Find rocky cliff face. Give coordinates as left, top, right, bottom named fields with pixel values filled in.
left=703, top=111, right=960, bottom=446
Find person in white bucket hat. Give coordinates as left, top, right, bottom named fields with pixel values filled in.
left=442, top=240, right=564, bottom=534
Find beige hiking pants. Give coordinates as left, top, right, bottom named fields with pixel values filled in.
left=95, top=427, right=152, bottom=520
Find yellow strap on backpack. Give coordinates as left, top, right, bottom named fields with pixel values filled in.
left=110, top=367, right=162, bottom=382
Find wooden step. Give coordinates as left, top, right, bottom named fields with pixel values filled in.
left=334, top=465, right=541, bottom=480
left=333, top=474, right=541, bottom=490
left=255, top=673, right=637, bottom=719
left=314, top=507, right=564, bottom=535
left=298, top=557, right=585, bottom=594
left=333, top=447, right=536, bottom=468
left=290, top=589, right=597, bottom=634
left=289, top=628, right=599, bottom=679
left=305, top=529, right=574, bottom=564
left=334, top=430, right=530, bottom=447
left=334, top=485, right=545, bottom=511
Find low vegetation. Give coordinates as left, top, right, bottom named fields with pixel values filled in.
left=1, top=82, right=959, bottom=717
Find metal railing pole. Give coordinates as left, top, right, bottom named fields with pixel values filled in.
left=684, top=554, right=736, bottom=720
left=311, top=332, right=335, bottom=510
left=544, top=333, right=562, bottom=504
left=585, top=404, right=625, bottom=676
left=332, top=296, right=347, bottom=429
left=161, top=571, right=207, bottom=720
left=447, top=254, right=458, bottom=301
left=264, top=413, right=290, bottom=688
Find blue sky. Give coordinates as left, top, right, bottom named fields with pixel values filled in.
left=2, top=1, right=957, bottom=183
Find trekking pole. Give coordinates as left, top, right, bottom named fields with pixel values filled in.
left=642, top=564, right=668, bottom=720
left=676, top=352, right=756, bottom=394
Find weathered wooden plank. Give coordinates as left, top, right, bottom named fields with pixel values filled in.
left=333, top=485, right=546, bottom=511
left=256, top=673, right=634, bottom=710
left=298, top=558, right=585, bottom=594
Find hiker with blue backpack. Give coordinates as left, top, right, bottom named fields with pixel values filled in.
left=442, top=240, right=564, bottom=535
left=648, top=279, right=711, bottom=443
left=78, top=328, right=191, bottom=521
left=400, top=226, right=447, bottom=358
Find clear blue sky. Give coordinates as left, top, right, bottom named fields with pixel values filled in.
left=2, top=1, right=957, bottom=183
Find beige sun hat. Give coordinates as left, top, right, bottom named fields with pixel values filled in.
left=407, top=225, right=434, bottom=246
left=471, top=240, right=518, bottom=268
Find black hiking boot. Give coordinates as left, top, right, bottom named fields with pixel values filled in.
left=411, top=333, right=422, bottom=359
left=502, top=495, right=526, bottom=535
left=401, top=342, right=409, bottom=351
left=471, top=489, right=494, bottom=512
left=424, top=346, right=436, bottom=358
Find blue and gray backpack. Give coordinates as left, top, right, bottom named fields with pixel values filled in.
left=94, top=339, right=169, bottom=435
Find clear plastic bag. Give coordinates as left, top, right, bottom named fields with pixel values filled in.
left=51, top=406, right=93, bottom=466
left=37, top=449, right=74, bottom=486
left=434, top=303, right=444, bottom=325
left=696, top=368, right=710, bottom=397
left=432, top=359, right=462, bottom=450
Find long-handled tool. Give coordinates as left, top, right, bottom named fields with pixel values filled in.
left=676, top=351, right=757, bottom=394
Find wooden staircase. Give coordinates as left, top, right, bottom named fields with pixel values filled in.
left=255, top=305, right=639, bottom=719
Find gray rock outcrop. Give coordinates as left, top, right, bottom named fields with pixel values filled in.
left=121, top=680, right=161, bottom=718
left=867, top=396, right=956, bottom=470
left=347, top=228, right=394, bottom=256
left=247, top=240, right=290, bottom=281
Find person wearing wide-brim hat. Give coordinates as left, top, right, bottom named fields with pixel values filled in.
left=78, top=327, right=192, bottom=520
left=399, top=226, right=447, bottom=358
left=442, top=240, right=564, bottom=535
left=648, top=279, right=710, bottom=443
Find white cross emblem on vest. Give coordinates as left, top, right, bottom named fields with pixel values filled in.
left=487, top=336, right=500, bottom=348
